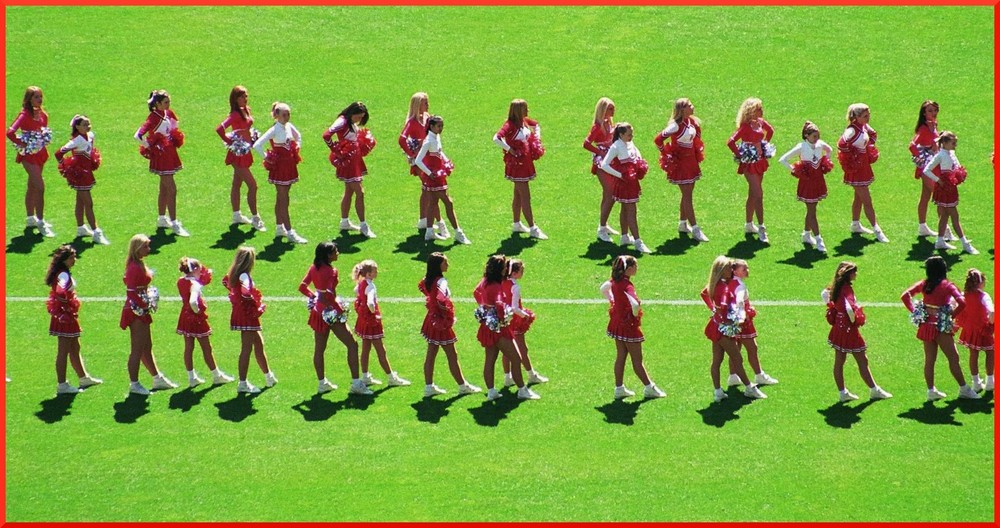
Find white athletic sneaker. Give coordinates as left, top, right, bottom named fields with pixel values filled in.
left=387, top=372, right=411, bottom=386
left=435, top=221, right=450, bottom=239
left=597, top=226, right=614, bottom=243
left=744, top=222, right=758, bottom=234
left=237, top=380, right=261, bottom=394
left=503, top=373, right=515, bottom=388
left=339, top=218, right=360, bottom=232
left=802, top=231, right=815, bottom=246
left=850, top=221, right=874, bottom=235
left=511, top=221, right=530, bottom=234
left=678, top=220, right=692, bottom=233
left=232, top=211, right=251, bottom=225
left=348, top=380, right=373, bottom=395
left=78, top=375, right=103, bottom=388
left=286, top=229, right=308, bottom=244
left=604, top=225, right=620, bottom=235
left=529, top=226, right=549, bottom=240
left=486, top=388, right=503, bottom=401
left=934, top=237, right=956, bottom=250
left=958, top=385, right=982, bottom=399
left=927, top=388, right=947, bottom=401
left=986, top=378, right=995, bottom=391
left=873, top=228, right=889, bottom=243
left=839, top=390, right=859, bottom=402
left=250, top=215, right=267, bottom=232
left=318, top=379, right=338, bottom=393
left=77, top=225, right=94, bottom=237
left=869, top=386, right=893, bottom=400
left=614, top=385, right=635, bottom=399
left=92, top=229, right=111, bottom=245
left=26, top=215, right=38, bottom=227
left=757, top=225, right=769, bottom=244
left=56, top=382, right=82, bottom=394
left=151, top=375, right=178, bottom=391
left=359, top=223, right=377, bottom=239
left=744, top=385, right=768, bottom=399
left=454, top=229, right=472, bottom=245
left=416, top=218, right=427, bottom=230
left=457, top=383, right=482, bottom=395
left=517, top=386, right=541, bottom=400
left=619, top=234, right=634, bottom=247
left=212, top=371, right=235, bottom=385
left=38, top=221, right=55, bottom=238
left=274, top=224, right=288, bottom=237
left=962, top=240, right=980, bottom=255
left=727, top=374, right=742, bottom=387
left=814, top=235, right=827, bottom=253
left=942, top=226, right=954, bottom=241
left=713, top=388, right=728, bottom=402
left=425, top=228, right=446, bottom=241
left=188, top=373, right=205, bottom=388
left=754, top=372, right=779, bottom=385
left=424, top=384, right=447, bottom=397
left=156, top=215, right=171, bottom=228
left=527, top=371, right=549, bottom=384
left=362, top=372, right=383, bottom=386
left=918, top=223, right=937, bottom=237
left=171, top=220, right=190, bottom=237
left=634, top=239, right=652, bottom=254
left=691, top=226, right=709, bottom=242
left=643, top=384, right=666, bottom=399
left=129, top=382, right=151, bottom=396
left=264, top=372, right=278, bottom=387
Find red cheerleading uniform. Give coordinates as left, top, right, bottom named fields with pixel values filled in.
left=120, top=261, right=153, bottom=330
left=728, top=278, right=757, bottom=340
left=136, top=109, right=184, bottom=176
left=324, top=116, right=373, bottom=182
left=48, top=271, right=82, bottom=338
left=902, top=279, right=965, bottom=342
left=419, top=277, right=457, bottom=345
left=264, top=139, right=301, bottom=185
left=837, top=123, right=879, bottom=187
left=496, top=119, right=540, bottom=182
left=216, top=110, right=255, bottom=168
left=399, top=117, right=427, bottom=177
left=909, top=122, right=938, bottom=179
left=503, top=278, right=534, bottom=336
left=7, top=109, right=50, bottom=166
left=299, top=264, right=341, bottom=333
left=354, top=279, right=384, bottom=340
left=827, top=285, right=867, bottom=353
left=726, top=119, right=773, bottom=176
left=227, top=273, right=264, bottom=332
left=655, top=118, right=704, bottom=185
left=791, top=160, right=832, bottom=203
left=584, top=122, right=613, bottom=180
left=474, top=279, right=514, bottom=347
left=55, top=133, right=101, bottom=191
left=703, top=281, right=734, bottom=343
left=606, top=278, right=643, bottom=342
left=176, top=276, right=211, bottom=338
left=957, top=290, right=994, bottom=351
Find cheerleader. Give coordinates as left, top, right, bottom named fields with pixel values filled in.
left=600, top=123, right=651, bottom=253
left=135, top=90, right=189, bottom=237
left=399, top=92, right=443, bottom=236
left=922, top=131, right=978, bottom=254
left=726, top=97, right=774, bottom=243
left=418, top=252, right=481, bottom=397
left=216, top=85, right=265, bottom=231
left=901, top=256, right=979, bottom=400
left=910, top=100, right=942, bottom=238
left=821, top=262, right=892, bottom=402
left=120, top=234, right=177, bottom=395
left=45, top=245, right=102, bottom=394
left=414, top=115, right=471, bottom=244
left=253, top=102, right=306, bottom=244
left=475, top=255, right=540, bottom=400
left=298, top=241, right=369, bottom=395
left=583, top=97, right=620, bottom=242
left=6, top=86, right=54, bottom=237
left=500, top=259, right=548, bottom=387
left=54, top=115, right=110, bottom=245
left=958, top=269, right=994, bottom=392
left=324, top=101, right=377, bottom=239
left=654, top=98, right=708, bottom=242
left=176, top=257, right=234, bottom=388
left=225, top=247, right=277, bottom=394
left=838, top=103, right=888, bottom=243
left=701, top=256, right=766, bottom=402
left=493, top=99, right=548, bottom=239
left=351, top=259, right=411, bottom=387
left=599, top=255, right=665, bottom=399
left=724, top=259, right=778, bottom=387
left=778, top=121, right=834, bottom=253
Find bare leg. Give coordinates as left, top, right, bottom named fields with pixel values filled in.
left=25, top=163, right=45, bottom=219
left=514, top=181, right=534, bottom=226
left=625, top=341, right=651, bottom=385
left=917, top=176, right=934, bottom=225
left=313, top=329, right=330, bottom=379
left=833, top=350, right=847, bottom=391
left=330, top=322, right=359, bottom=379
left=442, top=343, right=466, bottom=385
left=197, top=336, right=218, bottom=370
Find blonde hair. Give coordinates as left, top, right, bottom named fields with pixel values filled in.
left=670, top=98, right=700, bottom=126
left=706, top=255, right=733, bottom=293
left=593, top=97, right=615, bottom=124
left=731, top=258, right=748, bottom=272
left=735, top=97, right=762, bottom=127
left=179, top=257, right=201, bottom=274
left=227, top=246, right=257, bottom=287
left=126, top=234, right=151, bottom=266
left=507, top=99, right=528, bottom=124
left=271, top=102, right=290, bottom=117
left=846, top=103, right=870, bottom=122
left=406, top=92, right=429, bottom=123
left=351, top=259, right=378, bottom=282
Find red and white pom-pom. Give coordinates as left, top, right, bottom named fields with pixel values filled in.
left=866, top=144, right=879, bottom=164
left=436, top=160, right=455, bottom=178
left=170, top=129, right=185, bottom=148
left=836, top=149, right=855, bottom=171
left=91, top=148, right=102, bottom=170
left=693, top=137, right=706, bottom=163
left=262, top=152, right=276, bottom=172
left=358, top=129, right=376, bottom=157
left=329, top=140, right=358, bottom=168
left=528, top=134, right=545, bottom=160
left=57, top=155, right=75, bottom=177
left=952, top=166, right=968, bottom=185
left=658, top=146, right=676, bottom=175
left=634, top=158, right=649, bottom=180
left=791, top=161, right=806, bottom=179
left=819, top=156, right=833, bottom=174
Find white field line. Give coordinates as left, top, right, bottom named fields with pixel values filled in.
left=3, top=296, right=902, bottom=308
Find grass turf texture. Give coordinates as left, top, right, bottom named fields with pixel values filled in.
left=4, top=5, right=994, bottom=523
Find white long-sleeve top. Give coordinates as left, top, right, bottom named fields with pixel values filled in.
left=437, top=277, right=451, bottom=298
left=414, top=131, right=450, bottom=175
left=599, top=139, right=642, bottom=178
left=57, top=272, right=76, bottom=292
left=184, top=276, right=203, bottom=314
left=492, top=123, right=540, bottom=151
left=354, top=279, right=377, bottom=313
left=841, top=124, right=874, bottom=151
left=732, top=277, right=748, bottom=322
left=133, top=111, right=176, bottom=146
left=510, top=278, right=528, bottom=317
left=253, top=122, right=301, bottom=158
left=922, top=149, right=961, bottom=182
left=599, top=280, right=640, bottom=316
left=659, top=120, right=696, bottom=147
left=779, top=139, right=832, bottom=171
left=58, top=132, right=95, bottom=155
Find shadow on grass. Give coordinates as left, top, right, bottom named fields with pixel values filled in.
left=776, top=246, right=829, bottom=269
left=210, top=224, right=257, bottom=251
left=725, top=234, right=767, bottom=260
left=35, top=392, right=80, bottom=424
left=68, top=236, right=98, bottom=258
left=817, top=399, right=875, bottom=429
left=393, top=232, right=455, bottom=263
left=831, top=234, right=875, bottom=258
left=653, top=234, right=699, bottom=257
left=578, top=240, right=633, bottom=266
left=290, top=390, right=379, bottom=422
left=468, top=388, right=525, bottom=427
left=905, top=237, right=937, bottom=262
left=594, top=397, right=655, bottom=426
left=411, top=393, right=465, bottom=424
left=147, top=228, right=178, bottom=255
left=214, top=390, right=270, bottom=422
left=332, top=232, right=368, bottom=255
left=490, top=233, right=538, bottom=257
left=695, top=388, right=754, bottom=428
left=6, top=228, right=45, bottom=254
left=257, top=236, right=294, bottom=262
left=897, top=400, right=964, bottom=426
left=168, top=383, right=224, bottom=413
left=113, top=393, right=151, bottom=424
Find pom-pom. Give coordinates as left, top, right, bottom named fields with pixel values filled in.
left=198, top=267, right=213, bottom=286
left=693, top=137, right=706, bottom=163
left=405, top=137, right=422, bottom=156
left=912, top=146, right=934, bottom=168
left=951, top=166, right=967, bottom=185
left=329, top=140, right=358, bottom=168
left=528, top=134, right=545, bottom=160
left=170, top=129, right=185, bottom=148
left=736, top=142, right=761, bottom=164
left=434, top=160, right=455, bottom=178
left=909, top=301, right=928, bottom=326
left=761, top=140, right=776, bottom=159
left=226, top=133, right=252, bottom=156
left=718, top=304, right=742, bottom=337
left=473, top=305, right=514, bottom=333
left=936, top=304, right=955, bottom=334
left=634, top=158, right=649, bottom=180
left=131, top=286, right=160, bottom=316
left=17, top=128, right=53, bottom=155
left=866, top=144, right=879, bottom=164
left=358, top=129, right=376, bottom=157
left=818, top=156, right=833, bottom=174
left=91, top=148, right=102, bottom=170
left=322, top=297, right=351, bottom=325
left=262, top=152, right=276, bottom=172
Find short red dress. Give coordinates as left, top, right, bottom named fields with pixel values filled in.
left=7, top=109, right=51, bottom=167
left=299, top=264, right=342, bottom=333
left=703, top=281, right=733, bottom=343
left=655, top=118, right=704, bottom=185
left=728, top=278, right=758, bottom=340
left=324, top=116, right=374, bottom=183
left=604, top=140, right=648, bottom=204
left=48, top=271, right=82, bottom=338
left=903, top=279, right=965, bottom=342
left=827, top=285, right=867, bottom=353
left=419, top=277, right=457, bottom=346
left=909, top=122, right=937, bottom=179
left=475, top=279, right=514, bottom=347
left=227, top=273, right=264, bottom=332
left=496, top=118, right=542, bottom=182
left=217, top=110, right=255, bottom=168
left=957, top=290, right=994, bottom=351
left=584, top=121, right=613, bottom=183
left=120, top=261, right=154, bottom=329
left=727, top=119, right=774, bottom=176
left=606, top=278, right=643, bottom=342
left=354, top=279, right=384, bottom=340
left=415, top=131, right=452, bottom=192
left=56, top=133, right=101, bottom=191
left=177, top=276, right=211, bottom=338
left=264, top=140, right=301, bottom=185
left=399, top=117, right=427, bottom=177
left=503, top=278, right=535, bottom=336
left=838, top=123, right=879, bottom=187
left=136, top=109, right=184, bottom=176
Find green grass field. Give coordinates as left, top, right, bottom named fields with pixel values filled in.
left=4, top=6, right=995, bottom=523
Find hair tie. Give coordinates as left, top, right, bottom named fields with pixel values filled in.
left=508, top=260, right=515, bottom=275
left=147, top=94, right=156, bottom=105
left=617, top=255, right=628, bottom=267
